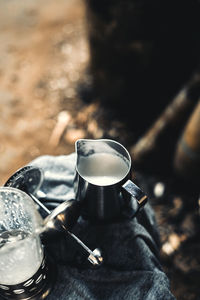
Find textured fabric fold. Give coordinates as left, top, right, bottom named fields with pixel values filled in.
left=29, top=154, right=175, bottom=300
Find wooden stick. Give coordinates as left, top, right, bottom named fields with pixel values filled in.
left=130, top=74, right=200, bottom=164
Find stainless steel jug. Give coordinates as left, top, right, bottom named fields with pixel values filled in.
left=74, top=139, right=147, bottom=222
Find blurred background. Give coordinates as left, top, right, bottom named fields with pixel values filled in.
left=0, top=0, right=200, bottom=299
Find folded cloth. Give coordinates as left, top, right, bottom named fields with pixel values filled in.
left=30, top=154, right=176, bottom=300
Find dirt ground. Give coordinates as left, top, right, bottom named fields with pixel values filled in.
left=0, top=1, right=199, bottom=299
left=0, top=0, right=90, bottom=184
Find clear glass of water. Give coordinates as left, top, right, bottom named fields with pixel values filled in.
left=0, top=187, right=50, bottom=299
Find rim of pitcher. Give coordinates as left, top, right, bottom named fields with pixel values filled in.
left=75, top=138, right=132, bottom=186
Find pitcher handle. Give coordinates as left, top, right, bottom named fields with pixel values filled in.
left=122, top=180, right=148, bottom=218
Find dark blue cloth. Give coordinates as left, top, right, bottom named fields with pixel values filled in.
left=30, top=154, right=175, bottom=300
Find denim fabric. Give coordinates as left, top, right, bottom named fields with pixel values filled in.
left=30, top=154, right=176, bottom=300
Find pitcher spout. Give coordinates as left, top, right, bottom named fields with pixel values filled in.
left=75, top=139, right=106, bottom=158
left=75, top=139, right=90, bottom=156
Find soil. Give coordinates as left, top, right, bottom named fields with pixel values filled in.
left=0, top=0, right=89, bottom=184
left=0, top=1, right=199, bottom=299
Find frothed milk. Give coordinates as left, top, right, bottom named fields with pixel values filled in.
left=78, top=152, right=129, bottom=186
left=0, top=230, right=43, bottom=285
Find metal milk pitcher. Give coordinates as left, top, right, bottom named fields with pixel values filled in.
left=74, top=139, right=147, bottom=222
